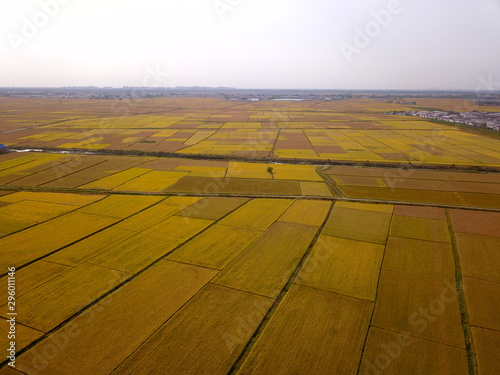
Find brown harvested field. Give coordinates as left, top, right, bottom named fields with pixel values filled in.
left=216, top=178, right=301, bottom=195
left=163, top=175, right=223, bottom=193
left=359, top=327, right=469, bottom=375
left=393, top=205, right=448, bottom=220
left=325, top=165, right=500, bottom=183
left=36, top=158, right=147, bottom=188
left=450, top=209, right=500, bottom=237
left=331, top=175, right=384, bottom=186
left=7, top=156, right=109, bottom=187
left=389, top=216, right=451, bottom=243
left=213, top=222, right=319, bottom=298
left=383, top=237, right=455, bottom=280
left=463, top=277, right=500, bottom=332
left=113, top=284, right=273, bottom=375
left=237, top=284, right=373, bottom=375
left=339, top=185, right=500, bottom=209
left=455, top=233, right=500, bottom=283
left=322, top=205, right=392, bottom=244
left=472, top=327, right=500, bottom=375
left=327, top=164, right=500, bottom=209
left=372, top=270, right=465, bottom=348
left=334, top=201, right=394, bottom=214
left=382, top=178, right=500, bottom=195
left=296, top=235, right=384, bottom=301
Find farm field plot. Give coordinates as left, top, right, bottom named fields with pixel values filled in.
left=237, top=284, right=373, bottom=375
left=87, top=215, right=213, bottom=274
left=0, top=263, right=129, bottom=332
left=168, top=224, right=263, bottom=269
left=218, top=198, right=294, bottom=231
left=2, top=98, right=500, bottom=165
left=0, top=211, right=120, bottom=268
left=0, top=191, right=497, bottom=374
left=326, top=165, right=500, bottom=209
left=0, top=200, right=79, bottom=236
left=113, top=284, right=273, bottom=375
left=372, top=270, right=465, bottom=347
left=15, top=260, right=218, bottom=375
left=473, top=327, right=500, bottom=375
left=322, top=202, right=393, bottom=244
left=359, top=326, right=469, bottom=375
left=1, top=96, right=500, bottom=374
left=213, top=221, right=320, bottom=298
left=0, top=152, right=332, bottom=196
left=296, top=235, right=384, bottom=301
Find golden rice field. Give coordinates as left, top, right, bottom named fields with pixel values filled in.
left=0, top=191, right=497, bottom=374
left=1, top=97, right=499, bottom=374
left=1, top=97, right=500, bottom=166
left=0, top=152, right=333, bottom=197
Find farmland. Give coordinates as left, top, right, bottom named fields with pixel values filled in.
left=0, top=191, right=495, bottom=374
left=1, top=97, right=499, bottom=374
left=1, top=97, right=500, bottom=166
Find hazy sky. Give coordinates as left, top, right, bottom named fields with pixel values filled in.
left=1, top=0, right=500, bottom=90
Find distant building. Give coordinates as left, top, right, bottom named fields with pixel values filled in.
left=0, top=144, right=9, bottom=154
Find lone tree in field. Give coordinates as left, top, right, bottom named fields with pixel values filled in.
left=267, top=166, right=274, bottom=175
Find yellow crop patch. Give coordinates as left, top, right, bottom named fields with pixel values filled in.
left=219, top=199, right=294, bottom=231
left=0, top=191, right=105, bottom=206
left=80, top=167, right=152, bottom=189
left=88, top=216, right=213, bottom=273
left=299, top=181, right=332, bottom=196
left=278, top=199, right=331, bottom=226
left=114, top=171, right=189, bottom=192
left=297, top=235, right=384, bottom=301
left=78, top=195, right=163, bottom=218
left=168, top=224, right=262, bottom=269
left=7, top=263, right=129, bottom=332
left=213, top=222, right=319, bottom=298
left=0, top=212, right=120, bottom=268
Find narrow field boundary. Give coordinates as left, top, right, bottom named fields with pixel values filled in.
left=445, top=209, right=478, bottom=375
left=1, top=185, right=499, bottom=212
left=8, top=147, right=500, bottom=173
left=227, top=202, right=335, bottom=374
